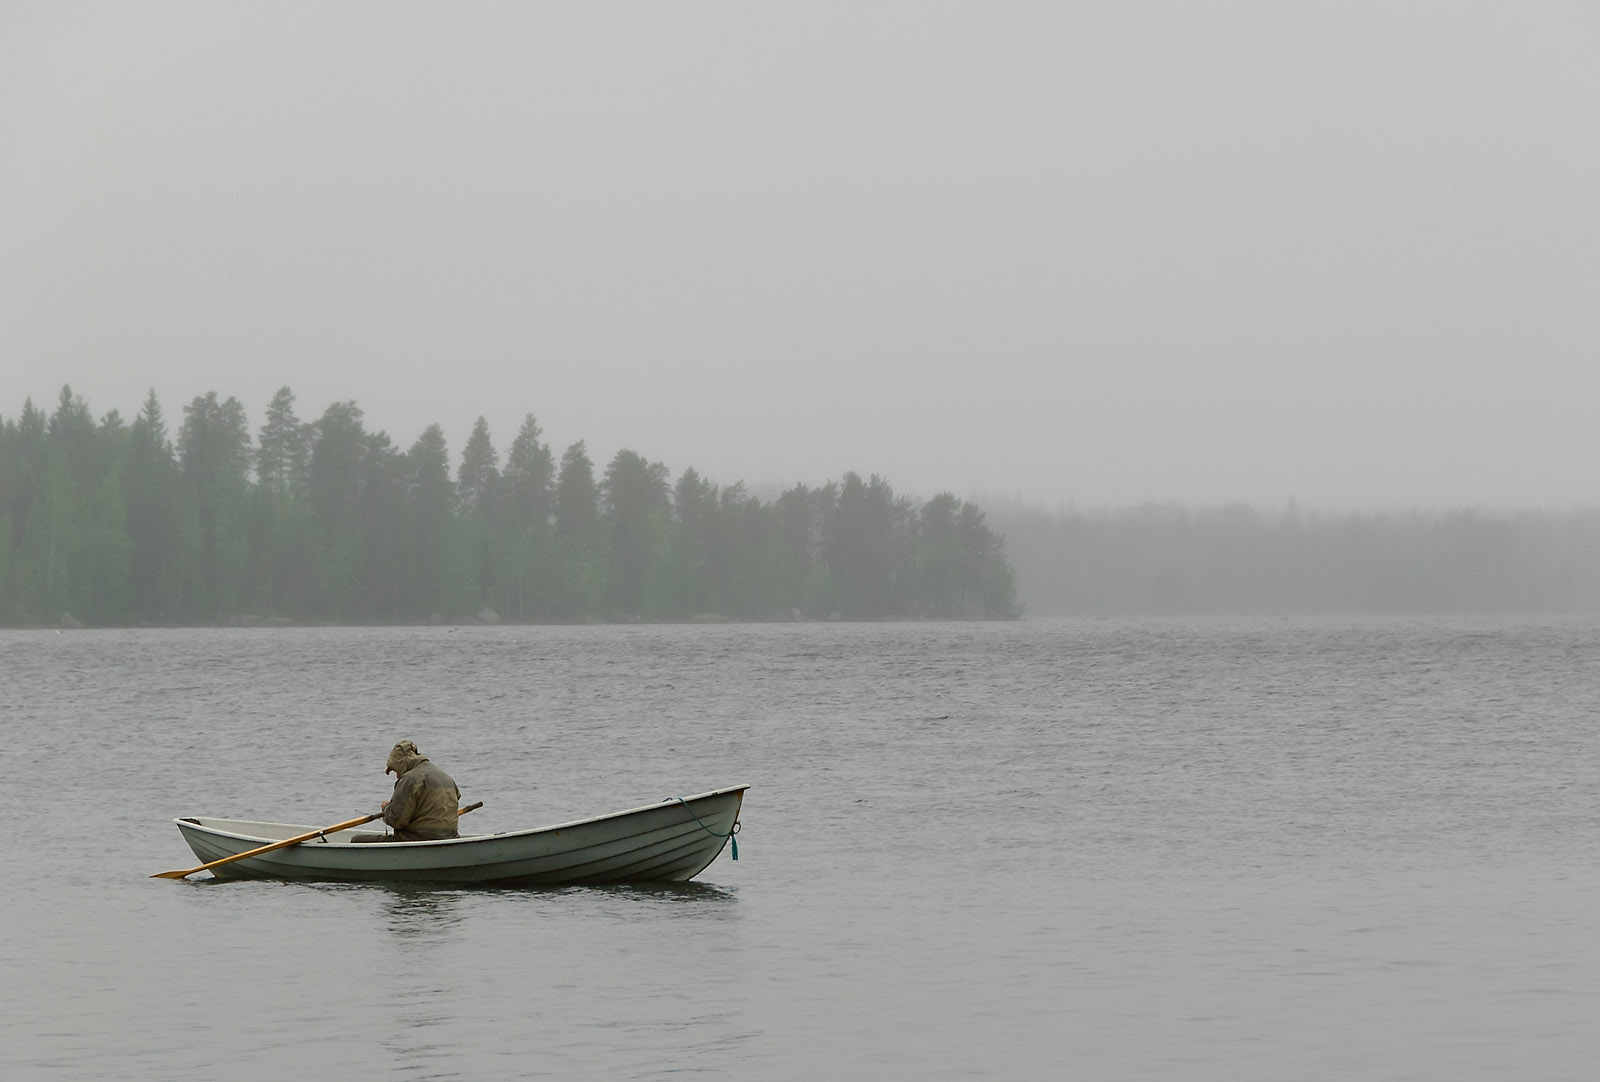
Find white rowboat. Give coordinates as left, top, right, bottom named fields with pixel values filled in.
left=171, top=785, right=747, bottom=884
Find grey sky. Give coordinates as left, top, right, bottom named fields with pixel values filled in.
left=3, top=2, right=1596, bottom=511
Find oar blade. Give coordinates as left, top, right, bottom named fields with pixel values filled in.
left=150, top=868, right=197, bottom=879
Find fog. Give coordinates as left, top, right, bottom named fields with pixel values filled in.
left=3, top=2, right=1596, bottom=511
left=988, top=501, right=1600, bottom=615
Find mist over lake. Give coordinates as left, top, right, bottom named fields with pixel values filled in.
left=990, top=502, right=1600, bottom=615
left=6, top=5, right=1599, bottom=1077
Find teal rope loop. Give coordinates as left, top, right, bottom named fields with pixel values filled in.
left=675, top=797, right=739, bottom=860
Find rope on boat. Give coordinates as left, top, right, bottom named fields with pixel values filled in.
left=675, top=797, right=739, bottom=860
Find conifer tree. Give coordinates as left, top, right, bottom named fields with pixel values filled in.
left=457, top=417, right=499, bottom=518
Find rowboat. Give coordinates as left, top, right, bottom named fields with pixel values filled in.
left=169, top=784, right=747, bottom=884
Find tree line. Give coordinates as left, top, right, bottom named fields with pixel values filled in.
left=0, top=385, right=1020, bottom=626
left=987, top=500, right=1600, bottom=615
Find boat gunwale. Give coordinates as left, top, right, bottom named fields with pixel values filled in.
left=174, top=783, right=748, bottom=848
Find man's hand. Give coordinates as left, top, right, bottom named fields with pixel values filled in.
left=381, top=800, right=390, bottom=810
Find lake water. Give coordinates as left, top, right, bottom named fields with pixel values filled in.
left=4, top=617, right=1598, bottom=1080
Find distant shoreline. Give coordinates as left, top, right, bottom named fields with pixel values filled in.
left=12, top=610, right=1598, bottom=631
left=8, top=611, right=1023, bottom=631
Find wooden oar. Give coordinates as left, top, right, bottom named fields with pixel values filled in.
left=151, top=801, right=484, bottom=880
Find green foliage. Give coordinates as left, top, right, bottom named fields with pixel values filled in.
left=257, top=386, right=310, bottom=504
left=457, top=416, right=498, bottom=519
left=602, top=449, right=671, bottom=618
left=0, top=386, right=1023, bottom=625
left=554, top=441, right=600, bottom=544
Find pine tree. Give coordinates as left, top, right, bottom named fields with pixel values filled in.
left=125, top=389, right=180, bottom=620
left=177, top=392, right=252, bottom=618
left=500, top=414, right=555, bottom=619
left=404, top=424, right=452, bottom=617
left=457, top=417, right=499, bottom=519
left=602, top=449, right=670, bottom=616
left=257, top=386, right=310, bottom=503
left=550, top=441, right=604, bottom=617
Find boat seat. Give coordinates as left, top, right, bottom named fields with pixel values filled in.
left=345, top=830, right=392, bottom=843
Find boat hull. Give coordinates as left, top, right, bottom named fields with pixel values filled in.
left=173, top=785, right=746, bottom=884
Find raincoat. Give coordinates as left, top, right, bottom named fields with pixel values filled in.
left=382, top=742, right=462, bottom=840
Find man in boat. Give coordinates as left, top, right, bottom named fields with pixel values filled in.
left=354, top=740, right=462, bottom=842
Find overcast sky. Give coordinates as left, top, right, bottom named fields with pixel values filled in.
left=3, top=2, right=1596, bottom=512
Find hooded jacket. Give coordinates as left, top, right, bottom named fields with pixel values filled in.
left=382, top=743, right=462, bottom=840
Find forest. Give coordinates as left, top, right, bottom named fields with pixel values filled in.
left=987, top=500, right=1600, bottom=615
left=0, top=386, right=1020, bottom=627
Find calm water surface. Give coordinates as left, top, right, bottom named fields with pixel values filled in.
left=4, top=618, right=1598, bottom=1080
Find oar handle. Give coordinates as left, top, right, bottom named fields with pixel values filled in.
left=459, top=801, right=483, bottom=815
